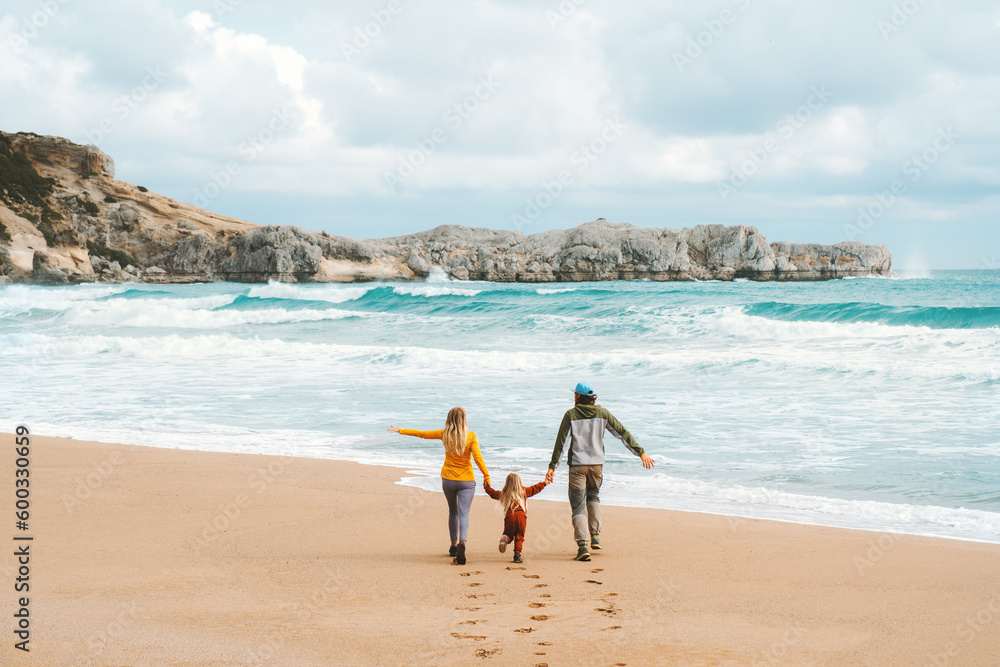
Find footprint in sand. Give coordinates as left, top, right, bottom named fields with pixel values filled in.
left=535, top=663, right=549, bottom=667
left=468, top=583, right=482, bottom=587
left=451, top=632, right=487, bottom=641
left=536, top=641, right=553, bottom=646
left=539, top=594, right=551, bottom=598
left=603, top=592, right=618, bottom=597
left=601, top=626, right=622, bottom=631
left=596, top=606, right=617, bottom=616
left=459, top=620, right=486, bottom=625
left=523, top=574, right=540, bottom=579
left=475, top=648, right=501, bottom=658
left=460, top=571, right=484, bottom=577
left=467, top=593, right=494, bottom=598
left=456, top=606, right=481, bottom=611
left=506, top=566, right=526, bottom=570
left=585, top=580, right=603, bottom=585
left=530, top=615, right=550, bottom=621
left=514, top=627, right=535, bottom=633
left=591, top=568, right=604, bottom=573
left=533, top=584, right=548, bottom=588
left=528, top=602, right=547, bottom=608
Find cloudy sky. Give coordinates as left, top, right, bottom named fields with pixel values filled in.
left=2, top=0, right=998, bottom=269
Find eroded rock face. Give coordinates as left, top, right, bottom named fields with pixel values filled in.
left=220, top=225, right=325, bottom=281
left=8, top=133, right=115, bottom=179
left=0, top=131, right=892, bottom=285
left=361, top=221, right=891, bottom=283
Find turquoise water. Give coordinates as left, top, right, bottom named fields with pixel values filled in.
left=2, top=270, right=999, bottom=542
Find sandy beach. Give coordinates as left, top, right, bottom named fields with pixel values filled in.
left=3, top=433, right=1000, bottom=666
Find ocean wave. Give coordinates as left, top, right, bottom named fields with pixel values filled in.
left=744, top=301, right=1000, bottom=330
left=392, top=285, right=482, bottom=297
left=612, top=474, right=1000, bottom=543
left=246, top=281, right=379, bottom=304
left=0, top=283, right=133, bottom=314
left=4, top=325, right=998, bottom=382
left=67, top=303, right=358, bottom=328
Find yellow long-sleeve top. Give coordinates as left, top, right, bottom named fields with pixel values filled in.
left=398, top=429, right=490, bottom=483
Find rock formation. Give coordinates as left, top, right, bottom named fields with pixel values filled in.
left=0, top=131, right=892, bottom=285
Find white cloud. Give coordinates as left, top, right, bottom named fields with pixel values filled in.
left=0, top=0, right=998, bottom=265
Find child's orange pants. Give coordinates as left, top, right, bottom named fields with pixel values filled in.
left=503, top=509, right=527, bottom=553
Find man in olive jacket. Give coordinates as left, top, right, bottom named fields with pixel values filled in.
left=546, top=382, right=654, bottom=561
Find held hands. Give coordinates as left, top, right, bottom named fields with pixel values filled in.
left=386, top=426, right=400, bottom=433
left=544, top=468, right=555, bottom=484
left=640, top=453, right=655, bottom=470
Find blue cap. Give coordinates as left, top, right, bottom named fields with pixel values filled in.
left=574, top=381, right=595, bottom=396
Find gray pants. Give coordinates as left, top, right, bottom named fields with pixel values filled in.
left=568, top=465, right=602, bottom=546
left=441, top=478, right=476, bottom=542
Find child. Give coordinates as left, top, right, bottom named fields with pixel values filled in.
left=483, top=473, right=549, bottom=563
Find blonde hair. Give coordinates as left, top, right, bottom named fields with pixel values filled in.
left=497, top=473, right=527, bottom=515
left=442, top=407, right=469, bottom=458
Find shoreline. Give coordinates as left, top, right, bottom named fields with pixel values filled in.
left=5, top=432, right=1000, bottom=665
left=32, top=425, right=1000, bottom=547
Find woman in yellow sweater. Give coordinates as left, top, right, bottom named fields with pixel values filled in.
left=387, top=407, right=490, bottom=565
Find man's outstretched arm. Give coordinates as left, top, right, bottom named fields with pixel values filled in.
left=604, top=409, right=654, bottom=469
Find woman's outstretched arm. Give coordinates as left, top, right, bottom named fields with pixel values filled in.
left=387, top=427, right=445, bottom=439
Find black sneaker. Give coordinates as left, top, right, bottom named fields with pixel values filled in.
left=513, top=553, right=523, bottom=564
left=456, top=542, right=467, bottom=565
left=449, top=545, right=458, bottom=557
left=591, top=534, right=602, bottom=550
left=575, top=545, right=591, bottom=561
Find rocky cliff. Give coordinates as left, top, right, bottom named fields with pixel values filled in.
left=0, top=131, right=891, bottom=284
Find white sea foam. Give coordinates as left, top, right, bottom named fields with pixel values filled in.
left=0, top=283, right=132, bottom=314
left=247, top=280, right=379, bottom=304
left=62, top=298, right=357, bottom=329
left=535, top=287, right=580, bottom=295
left=4, top=326, right=997, bottom=382
left=393, top=285, right=482, bottom=297
left=395, top=468, right=1000, bottom=543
